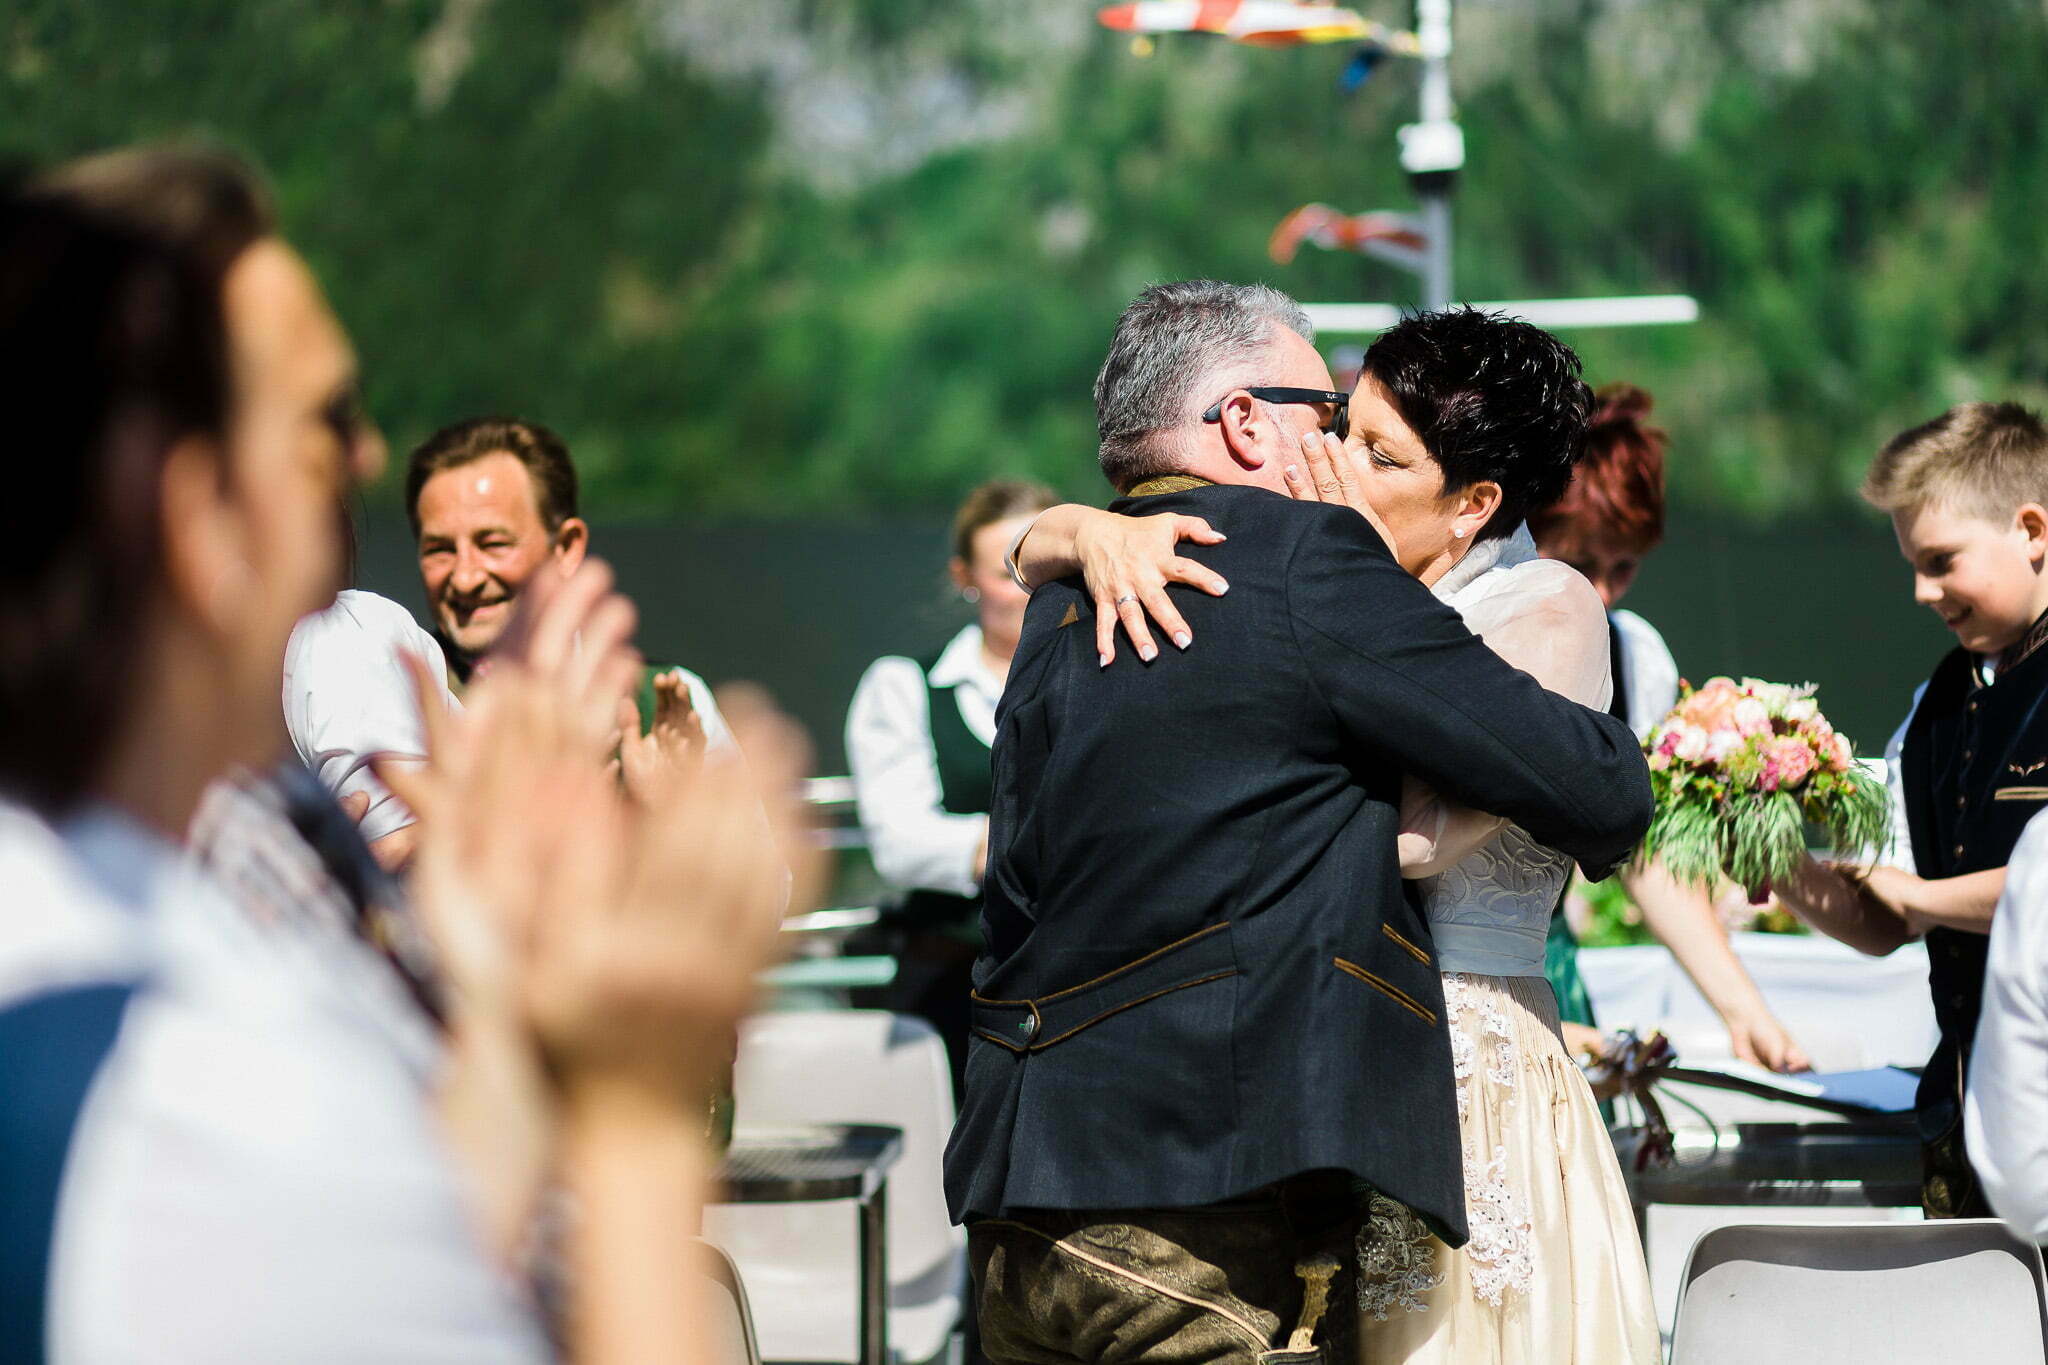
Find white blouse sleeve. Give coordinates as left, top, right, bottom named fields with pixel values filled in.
left=1969, top=808, right=2048, bottom=1240
left=845, top=656, right=985, bottom=898
left=282, top=592, right=458, bottom=844
left=1611, top=608, right=1680, bottom=740
left=1401, top=564, right=1614, bottom=875
left=1878, top=684, right=1927, bottom=874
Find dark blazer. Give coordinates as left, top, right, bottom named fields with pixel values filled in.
left=942, top=483, right=1652, bottom=1245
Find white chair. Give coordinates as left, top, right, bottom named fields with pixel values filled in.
left=704, top=1011, right=965, bottom=1365
left=1671, top=1219, right=2048, bottom=1363
left=695, top=1239, right=765, bottom=1365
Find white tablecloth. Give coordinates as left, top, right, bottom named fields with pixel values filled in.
left=1580, top=931, right=1938, bottom=1072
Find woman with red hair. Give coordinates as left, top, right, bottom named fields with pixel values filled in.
left=1531, top=383, right=1811, bottom=1073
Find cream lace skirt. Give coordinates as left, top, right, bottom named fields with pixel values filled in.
left=1355, top=973, right=1660, bottom=1364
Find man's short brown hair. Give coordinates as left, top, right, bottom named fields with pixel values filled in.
left=1862, top=402, right=2048, bottom=522
left=405, top=416, right=578, bottom=537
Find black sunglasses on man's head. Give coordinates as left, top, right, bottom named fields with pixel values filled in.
left=1201, top=387, right=1352, bottom=442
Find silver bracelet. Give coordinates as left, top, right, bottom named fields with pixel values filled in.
left=1003, top=511, right=1044, bottom=593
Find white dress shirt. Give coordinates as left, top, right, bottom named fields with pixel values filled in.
left=1968, top=806, right=2048, bottom=1242
left=283, top=590, right=460, bottom=844
left=845, top=624, right=1000, bottom=899
left=1, top=803, right=551, bottom=1363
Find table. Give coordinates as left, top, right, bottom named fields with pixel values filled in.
left=759, top=955, right=900, bottom=993
left=1580, top=934, right=1937, bottom=1072
left=716, top=1123, right=904, bottom=1365
left=1615, top=1116, right=1923, bottom=1243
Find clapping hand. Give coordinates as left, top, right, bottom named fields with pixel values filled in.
left=390, top=559, right=822, bottom=1364
left=612, top=668, right=709, bottom=803
left=393, top=559, right=816, bottom=1104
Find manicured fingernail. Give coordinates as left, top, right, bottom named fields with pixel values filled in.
left=1215, top=579, right=1230, bottom=594
left=1285, top=465, right=1300, bottom=480
left=1099, top=652, right=1111, bottom=669
left=1140, top=645, right=1158, bottom=662
left=1173, top=632, right=1191, bottom=650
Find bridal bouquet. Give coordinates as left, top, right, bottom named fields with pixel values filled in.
left=1641, top=677, right=1889, bottom=894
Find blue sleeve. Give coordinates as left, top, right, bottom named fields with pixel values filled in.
left=0, top=982, right=135, bottom=1365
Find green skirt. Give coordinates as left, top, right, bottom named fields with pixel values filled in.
left=1545, top=905, right=1596, bottom=1030
left=1546, top=905, right=1616, bottom=1123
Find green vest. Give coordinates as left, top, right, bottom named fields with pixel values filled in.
left=893, top=649, right=993, bottom=940
left=1545, top=906, right=1596, bottom=1030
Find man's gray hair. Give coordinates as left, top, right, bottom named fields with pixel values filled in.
left=1093, top=279, right=1315, bottom=489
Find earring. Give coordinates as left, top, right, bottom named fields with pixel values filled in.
left=962, top=587, right=982, bottom=604
left=1452, top=527, right=1468, bottom=540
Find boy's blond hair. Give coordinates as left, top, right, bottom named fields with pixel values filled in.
left=1862, top=401, right=2048, bottom=521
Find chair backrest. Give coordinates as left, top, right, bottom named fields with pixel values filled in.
left=729, top=1010, right=965, bottom=1286
left=1672, top=1219, right=2048, bottom=1363
left=694, top=1239, right=764, bottom=1365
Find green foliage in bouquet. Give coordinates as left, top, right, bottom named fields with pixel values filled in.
left=1641, top=677, right=1890, bottom=893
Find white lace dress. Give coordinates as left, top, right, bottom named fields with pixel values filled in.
left=1355, top=529, right=1661, bottom=1364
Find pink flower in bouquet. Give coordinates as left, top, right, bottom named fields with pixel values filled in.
left=1732, top=696, right=1772, bottom=737
left=1762, top=737, right=1817, bottom=790
left=1682, top=678, right=1743, bottom=731
left=1669, top=723, right=1710, bottom=763
left=1705, top=729, right=1744, bottom=763
left=1830, top=731, right=1854, bottom=771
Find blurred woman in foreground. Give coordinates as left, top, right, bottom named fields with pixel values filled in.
left=0, top=150, right=808, bottom=1363
left=1529, top=384, right=1810, bottom=1073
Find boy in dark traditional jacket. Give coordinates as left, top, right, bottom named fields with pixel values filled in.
left=1777, top=402, right=2048, bottom=1218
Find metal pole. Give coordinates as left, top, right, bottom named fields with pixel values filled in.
left=859, top=1178, right=890, bottom=1365
left=1419, top=191, right=1452, bottom=313
left=1409, top=0, right=1457, bottom=310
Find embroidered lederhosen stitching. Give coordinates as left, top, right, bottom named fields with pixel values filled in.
left=976, top=1218, right=1274, bottom=1351
left=1331, top=958, right=1437, bottom=1027
left=1380, top=924, right=1431, bottom=965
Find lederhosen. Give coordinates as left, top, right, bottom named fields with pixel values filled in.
left=884, top=651, right=994, bottom=1095
left=1900, top=615, right=2048, bottom=1218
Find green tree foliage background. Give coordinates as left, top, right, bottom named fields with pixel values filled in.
left=8, top=0, right=2045, bottom=518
